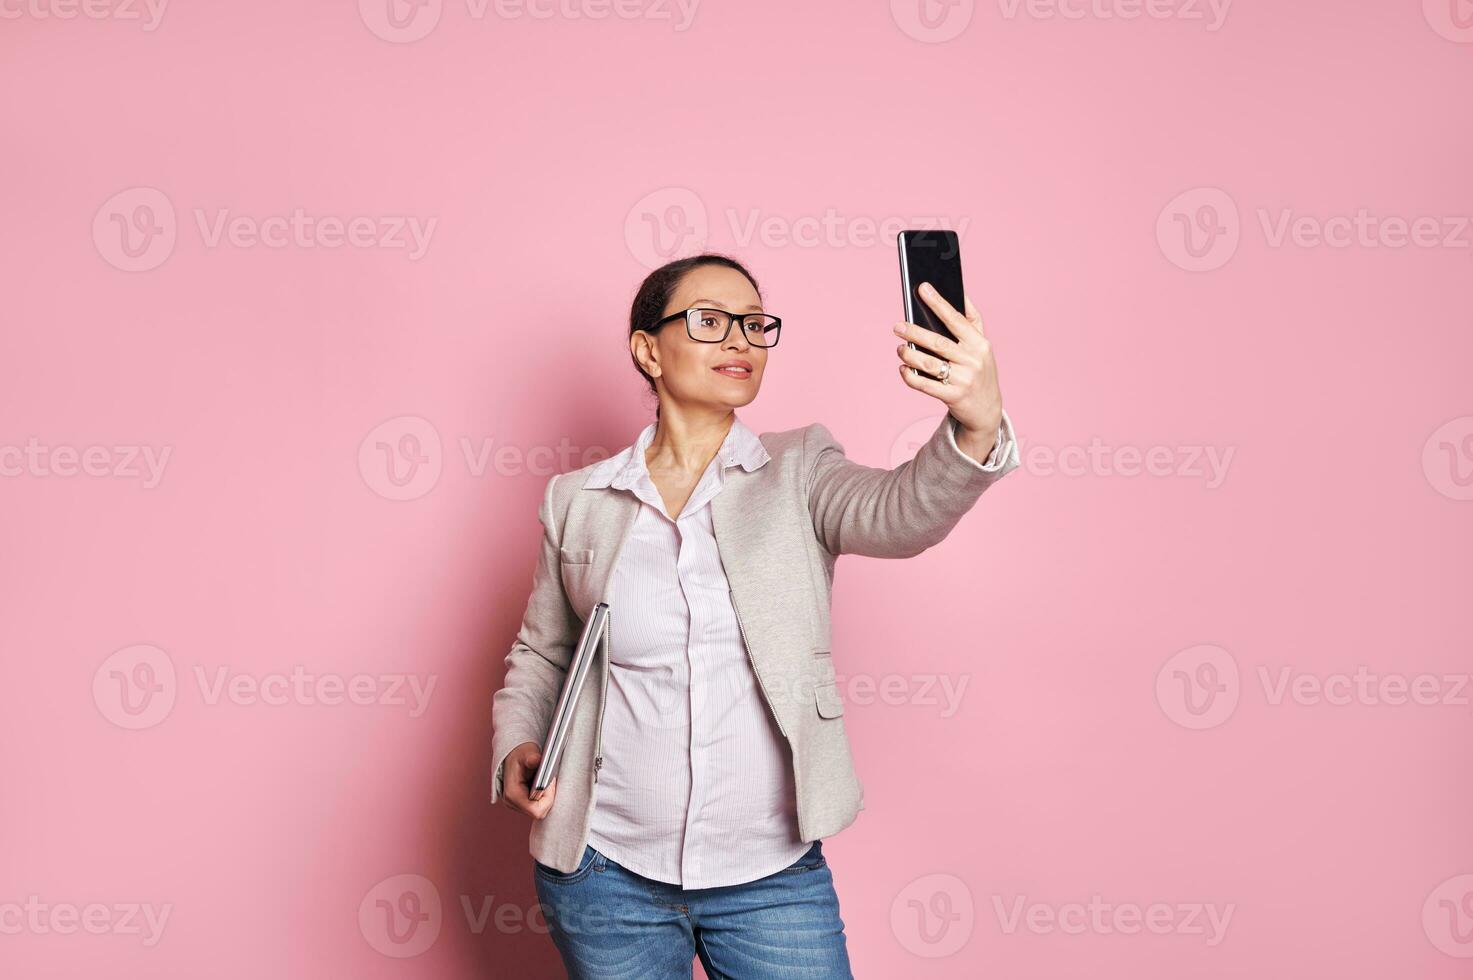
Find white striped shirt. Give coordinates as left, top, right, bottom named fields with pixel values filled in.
left=583, top=413, right=810, bottom=888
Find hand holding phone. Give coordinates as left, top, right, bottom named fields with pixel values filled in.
left=892, top=228, right=1008, bottom=456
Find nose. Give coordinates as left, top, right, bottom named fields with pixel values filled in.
left=723, top=325, right=752, bottom=352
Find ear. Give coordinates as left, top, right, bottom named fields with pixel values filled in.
left=632, top=330, right=661, bottom=378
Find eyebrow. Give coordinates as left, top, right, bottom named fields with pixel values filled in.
left=689, top=298, right=764, bottom=313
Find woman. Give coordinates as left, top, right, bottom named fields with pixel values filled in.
left=490, top=253, right=1018, bottom=978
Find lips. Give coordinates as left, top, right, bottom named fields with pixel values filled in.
left=713, top=360, right=752, bottom=378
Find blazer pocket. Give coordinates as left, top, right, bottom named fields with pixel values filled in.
left=559, top=547, right=594, bottom=565
left=815, top=682, right=845, bottom=718
left=812, top=650, right=843, bottom=717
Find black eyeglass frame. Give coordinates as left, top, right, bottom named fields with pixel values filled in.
left=647, top=308, right=783, bottom=348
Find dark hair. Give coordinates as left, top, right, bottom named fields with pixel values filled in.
left=627, top=253, right=763, bottom=419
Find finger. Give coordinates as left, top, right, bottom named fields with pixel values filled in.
left=897, top=341, right=952, bottom=380
left=894, top=320, right=963, bottom=363
left=898, top=361, right=961, bottom=405
left=528, top=777, right=556, bottom=820
left=918, top=282, right=979, bottom=343
left=962, top=294, right=987, bottom=339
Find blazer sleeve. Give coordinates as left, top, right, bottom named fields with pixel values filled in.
left=489, top=472, right=582, bottom=805
left=805, top=409, right=1019, bottom=559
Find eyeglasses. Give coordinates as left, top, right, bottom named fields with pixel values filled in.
left=649, top=308, right=782, bottom=348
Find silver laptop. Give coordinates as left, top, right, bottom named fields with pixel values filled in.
left=530, top=601, right=609, bottom=801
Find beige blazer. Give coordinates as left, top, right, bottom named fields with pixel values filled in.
left=491, top=409, right=1020, bottom=873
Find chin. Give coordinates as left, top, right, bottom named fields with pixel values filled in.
left=710, top=385, right=760, bottom=410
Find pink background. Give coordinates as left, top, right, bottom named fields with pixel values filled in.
left=3, top=0, right=1471, bottom=976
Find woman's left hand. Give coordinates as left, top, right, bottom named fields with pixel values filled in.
left=893, top=281, right=1004, bottom=450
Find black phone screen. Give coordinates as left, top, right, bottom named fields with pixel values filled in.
left=898, top=229, right=964, bottom=378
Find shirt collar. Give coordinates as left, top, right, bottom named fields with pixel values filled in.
left=583, top=413, right=770, bottom=490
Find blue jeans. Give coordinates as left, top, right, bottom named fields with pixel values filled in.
left=533, top=839, right=855, bottom=979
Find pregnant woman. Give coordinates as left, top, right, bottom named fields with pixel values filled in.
left=490, top=253, right=1018, bottom=978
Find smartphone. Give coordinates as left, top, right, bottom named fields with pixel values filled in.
left=897, top=229, right=964, bottom=382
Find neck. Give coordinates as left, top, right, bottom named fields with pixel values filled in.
left=646, top=407, right=735, bottom=475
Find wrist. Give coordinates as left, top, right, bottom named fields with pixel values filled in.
left=953, top=416, right=1000, bottom=464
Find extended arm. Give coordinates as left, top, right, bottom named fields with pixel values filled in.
left=806, top=409, right=1018, bottom=559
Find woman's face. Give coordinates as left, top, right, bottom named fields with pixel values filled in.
left=636, top=264, right=770, bottom=412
